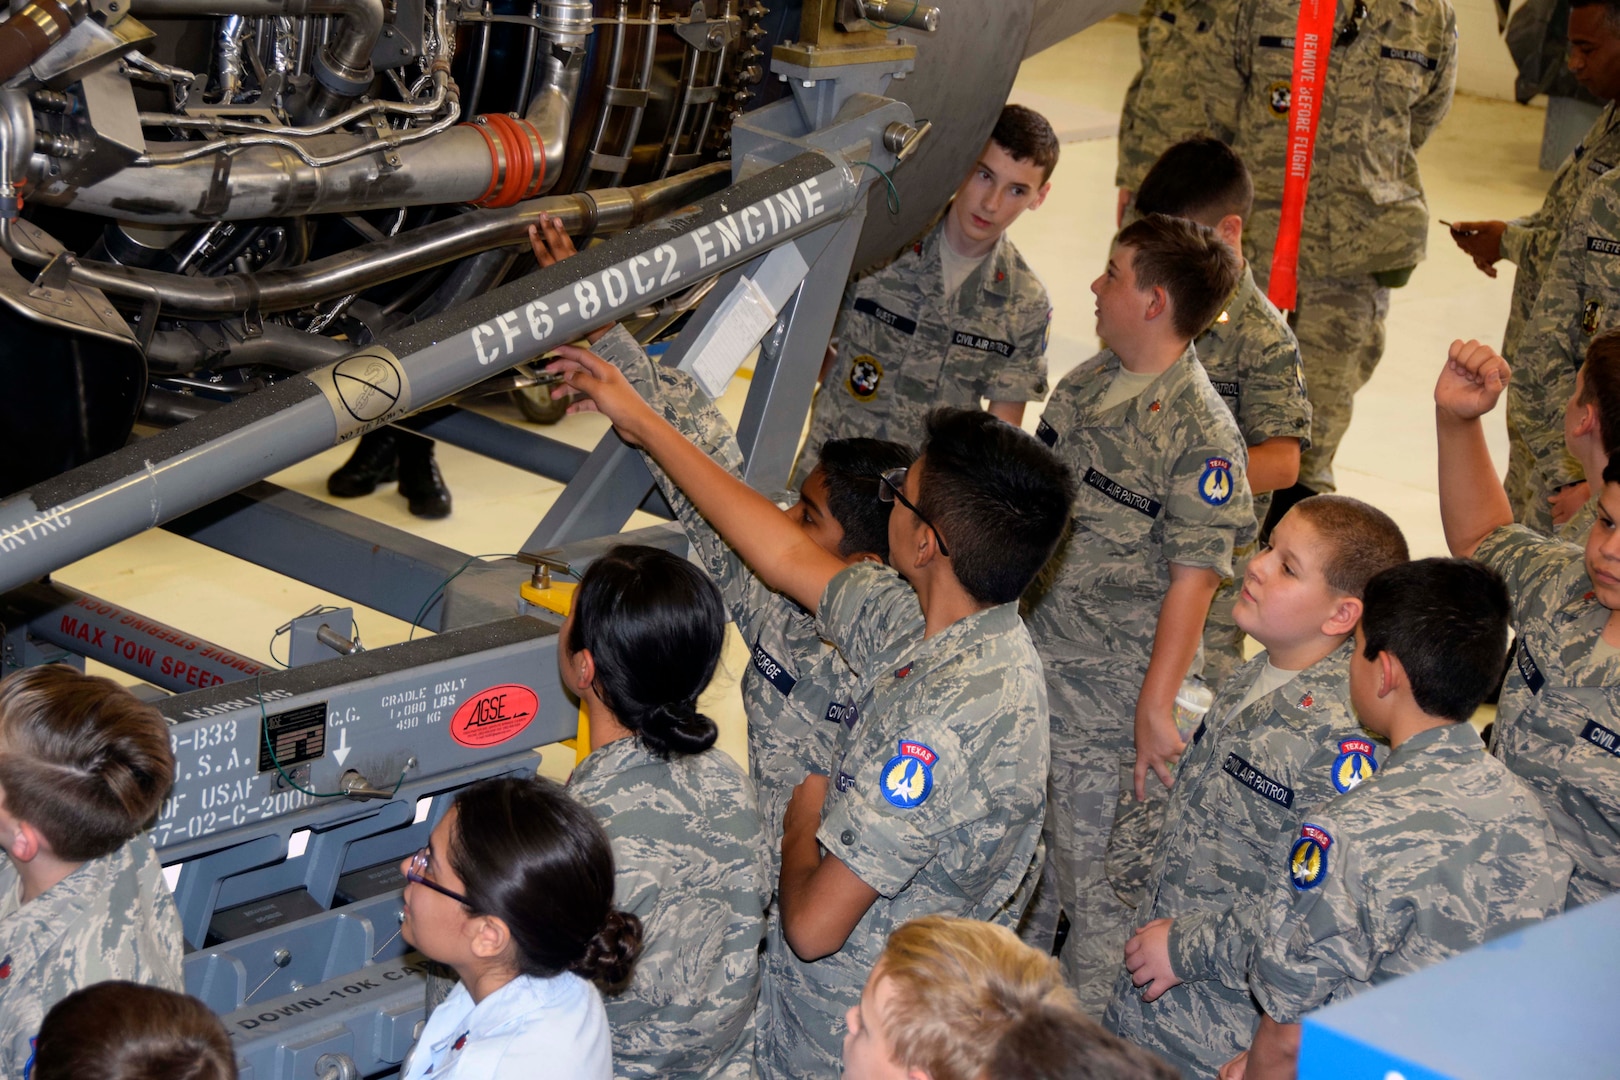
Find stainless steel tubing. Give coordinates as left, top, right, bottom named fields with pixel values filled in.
left=0, top=151, right=862, bottom=594
left=132, top=0, right=385, bottom=118
left=4, top=163, right=730, bottom=314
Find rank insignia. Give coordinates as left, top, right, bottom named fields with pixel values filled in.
left=1268, top=80, right=1291, bottom=117
left=1149, top=400, right=1162, bottom=412
left=1584, top=299, right=1602, bottom=335
left=848, top=355, right=884, bottom=401
left=1299, top=693, right=1314, bottom=709
left=1199, top=457, right=1235, bottom=505
left=1290, top=823, right=1333, bottom=890
left=1332, top=738, right=1378, bottom=793
left=881, top=740, right=937, bottom=809
left=895, top=664, right=913, bottom=679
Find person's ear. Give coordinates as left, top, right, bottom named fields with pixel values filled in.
left=1377, top=650, right=1404, bottom=700
left=1144, top=284, right=1170, bottom=324
left=1028, top=180, right=1051, bottom=212
left=575, top=647, right=596, bottom=694
left=1572, top=400, right=1599, bottom=439
left=1216, top=213, right=1244, bottom=251
left=469, top=913, right=513, bottom=961
left=6, top=820, right=44, bottom=863
left=1321, top=596, right=1362, bottom=638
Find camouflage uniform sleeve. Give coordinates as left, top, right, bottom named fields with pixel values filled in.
left=1513, top=196, right=1595, bottom=495
left=815, top=682, right=995, bottom=896
left=1115, top=0, right=1220, bottom=191
left=1474, top=524, right=1582, bottom=624
left=594, top=324, right=777, bottom=641
left=1169, top=894, right=1269, bottom=991
left=1235, top=324, right=1312, bottom=449
left=982, top=279, right=1052, bottom=404
left=1407, top=8, right=1458, bottom=151
left=1250, top=818, right=1387, bottom=1024
left=1160, top=438, right=1256, bottom=577
left=1203, top=0, right=1252, bottom=141
left=817, top=562, right=925, bottom=676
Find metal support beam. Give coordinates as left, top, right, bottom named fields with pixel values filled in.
left=165, top=482, right=483, bottom=633
left=3, top=581, right=272, bottom=691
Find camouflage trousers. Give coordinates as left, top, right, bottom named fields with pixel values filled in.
left=1290, top=274, right=1390, bottom=494
left=1105, top=942, right=1260, bottom=1080
left=1504, top=389, right=1559, bottom=535
left=1019, top=667, right=1143, bottom=1017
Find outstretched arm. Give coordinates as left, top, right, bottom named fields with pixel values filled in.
left=548, top=345, right=846, bottom=611
left=1435, top=339, right=1514, bottom=559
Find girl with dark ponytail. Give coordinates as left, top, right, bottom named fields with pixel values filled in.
left=399, top=775, right=642, bottom=1080
left=561, top=544, right=770, bottom=1078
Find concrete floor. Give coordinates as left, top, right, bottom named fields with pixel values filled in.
left=58, top=16, right=1548, bottom=773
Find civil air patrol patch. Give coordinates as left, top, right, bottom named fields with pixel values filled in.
left=1299, top=693, right=1314, bottom=709
left=1584, top=299, right=1603, bottom=335
left=1332, top=738, right=1378, bottom=793
left=895, top=663, right=914, bottom=679
left=848, top=355, right=883, bottom=401
left=1268, top=80, right=1291, bottom=116
left=1290, top=823, right=1333, bottom=890
left=881, top=740, right=937, bottom=809
left=0, top=954, right=9, bottom=979
left=1199, top=457, right=1235, bottom=505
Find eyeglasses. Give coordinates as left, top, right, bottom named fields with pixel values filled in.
left=878, top=467, right=951, bottom=558
left=405, top=847, right=469, bottom=906
left=1335, top=1, right=1368, bottom=47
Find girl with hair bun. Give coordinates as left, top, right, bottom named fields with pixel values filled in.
left=562, top=544, right=770, bottom=1079
left=399, top=775, right=642, bottom=1080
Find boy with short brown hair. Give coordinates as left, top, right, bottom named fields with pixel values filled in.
left=0, top=665, right=184, bottom=1075
left=1103, top=496, right=1407, bottom=1077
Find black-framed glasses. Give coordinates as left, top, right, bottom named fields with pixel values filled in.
left=878, top=467, right=952, bottom=558
left=405, top=847, right=470, bottom=906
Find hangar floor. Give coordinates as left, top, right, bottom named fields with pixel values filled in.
left=60, top=17, right=1539, bottom=777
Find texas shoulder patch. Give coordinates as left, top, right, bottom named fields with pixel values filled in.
left=881, top=740, right=936, bottom=809
left=1332, top=738, right=1378, bottom=793
left=848, top=355, right=883, bottom=401
left=1199, top=457, right=1235, bottom=505
left=1290, top=823, right=1333, bottom=891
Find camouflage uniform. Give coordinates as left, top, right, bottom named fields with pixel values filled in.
left=1559, top=494, right=1600, bottom=543
left=1116, top=0, right=1221, bottom=193
left=1477, top=524, right=1620, bottom=907
left=1196, top=264, right=1312, bottom=691
left=759, top=561, right=1049, bottom=1079
left=1021, top=346, right=1254, bottom=1015
left=1104, top=642, right=1384, bottom=1078
left=1506, top=171, right=1620, bottom=534
left=1249, top=722, right=1569, bottom=1024
left=793, top=222, right=1051, bottom=487
left=1499, top=104, right=1620, bottom=531
left=0, top=837, right=184, bottom=1076
left=1209, top=0, right=1456, bottom=493
left=594, top=324, right=871, bottom=868
left=568, top=736, right=769, bottom=1079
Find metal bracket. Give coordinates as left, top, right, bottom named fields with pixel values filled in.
left=29, top=252, right=77, bottom=304
left=673, top=0, right=740, bottom=52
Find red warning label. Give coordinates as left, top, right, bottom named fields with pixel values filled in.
left=451, top=684, right=538, bottom=748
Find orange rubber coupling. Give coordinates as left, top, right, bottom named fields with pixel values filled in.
left=462, top=113, right=547, bottom=208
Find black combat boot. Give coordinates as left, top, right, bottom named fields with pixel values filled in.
left=397, top=430, right=452, bottom=519
left=327, top=428, right=398, bottom=497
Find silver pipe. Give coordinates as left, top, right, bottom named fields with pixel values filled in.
left=215, top=14, right=248, bottom=102
left=6, top=164, right=730, bottom=314
left=524, top=41, right=581, bottom=194
left=133, top=0, right=385, bottom=116
left=0, top=151, right=862, bottom=595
